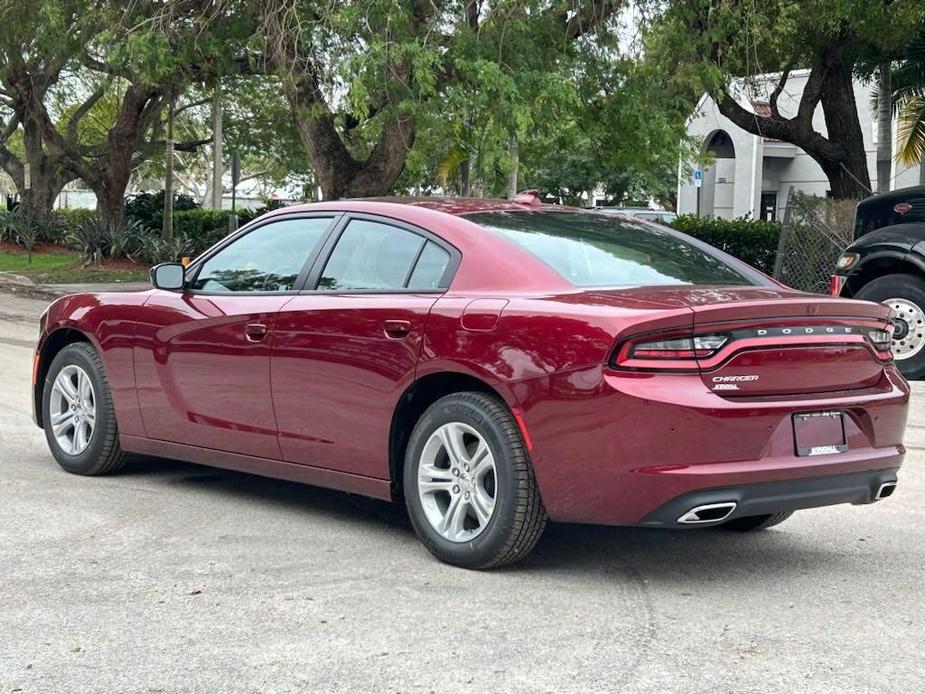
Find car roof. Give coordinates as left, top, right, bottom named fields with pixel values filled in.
left=256, top=197, right=591, bottom=292
left=274, top=196, right=584, bottom=216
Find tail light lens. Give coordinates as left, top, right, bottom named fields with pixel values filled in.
left=630, top=335, right=728, bottom=359
left=868, top=328, right=892, bottom=359
left=614, top=333, right=728, bottom=369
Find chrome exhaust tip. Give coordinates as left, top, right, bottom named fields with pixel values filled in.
left=677, top=501, right=737, bottom=525
left=875, top=481, right=897, bottom=500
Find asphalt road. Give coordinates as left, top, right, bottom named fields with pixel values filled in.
left=1, top=292, right=923, bottom=693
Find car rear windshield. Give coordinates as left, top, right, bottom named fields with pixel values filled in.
left=465, top=211, right=761, bottom=287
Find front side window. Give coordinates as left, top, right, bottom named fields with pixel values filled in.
left=190, top=217, right=331, bottom=292
left=318, top=219, right=443, bottom=291
left=465, top=211, right=763, bottom=288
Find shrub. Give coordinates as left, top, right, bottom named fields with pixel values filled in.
left=65, top=215, right=155, bottom=264
left=67, top=216, right=109, bottom=265
left=125, top=190, right=200, bottom=230
left=669, top=214, right=781, bottom=275
left=138, top=233, right=195, bottom=264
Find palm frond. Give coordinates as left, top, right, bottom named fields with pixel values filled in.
left=896, top=95, right=925, bottom=166
left=436, top=146, right=469, bottom=190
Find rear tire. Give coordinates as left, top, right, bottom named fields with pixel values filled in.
left=855, top=273, right=925, bottom=379
left=720, top=511, right=793, bottom=532
left=42, top=342, right=126, bottom=476
left=403, top=392, right=547, bottom=569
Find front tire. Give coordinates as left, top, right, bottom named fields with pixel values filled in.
left=42, top=342, right=126, bottom=476
left=403, top=392, right=547, bottom=569
left=855, top=273, right=925, bottom=379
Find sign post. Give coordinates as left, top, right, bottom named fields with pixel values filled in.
left=694, top=168, right=702, bottom=216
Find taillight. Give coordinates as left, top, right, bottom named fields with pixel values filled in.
left=868, top=328, right=892, bottom=359
left=630, top=335, right=727, bottom=360
left=829, top=274, right=845, bottom=296
left=614, top=333, right=728, bottom=370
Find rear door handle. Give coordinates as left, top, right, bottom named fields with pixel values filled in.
left=244, top=322, right=268, bottom=342
left=383, top=319, right=411, bottom=339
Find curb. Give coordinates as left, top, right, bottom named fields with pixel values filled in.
left=0, top=271, right=59, bottom=300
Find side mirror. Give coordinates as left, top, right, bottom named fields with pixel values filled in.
left=150, top=262, right=185, bottom=290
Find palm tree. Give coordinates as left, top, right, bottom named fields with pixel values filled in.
left=892, top=33, right=925, bottom=184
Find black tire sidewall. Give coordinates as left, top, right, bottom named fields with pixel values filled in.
left=855, top=273, right=925, bottom=379
left=403, top=394, right=524, bottom=568
left=42, top=343, right=115, bottom=474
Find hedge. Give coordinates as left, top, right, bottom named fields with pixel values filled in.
left=669, top=214, right=781, bottom=275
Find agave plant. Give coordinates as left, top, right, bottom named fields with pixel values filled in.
left=139, top=232, right=194, bottom=264
left=106, top=217, right=149, bottom=260
left=67, top=216, right=109, bottom=265
left=0, top=207, right=41, bottom=263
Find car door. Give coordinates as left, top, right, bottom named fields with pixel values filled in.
left=271, top=214, right=458, bottom=478
left=134, top=214, right=337, bottom=458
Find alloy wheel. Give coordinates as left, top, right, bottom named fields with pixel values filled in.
left=49, top=364, right=96, bottom=456
left=416, top=421, right=498, bottom=543
left=885, top=297, right=925, bottom=360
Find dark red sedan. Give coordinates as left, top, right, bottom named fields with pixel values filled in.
left=33, top=195, right=909, bottom=568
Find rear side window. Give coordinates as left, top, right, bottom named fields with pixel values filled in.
left=407, top=242, right=450, bottom=290
left=318, top=219, right=450, bottom=291
left=465, top=211, right=761, bottom=287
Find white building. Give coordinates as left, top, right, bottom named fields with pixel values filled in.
left=678, top=70, right=925, bottom=221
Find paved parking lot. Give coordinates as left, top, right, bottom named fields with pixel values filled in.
left=1, top=292, right=923, bottom=693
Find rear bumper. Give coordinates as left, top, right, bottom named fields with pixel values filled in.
left=519, top=364, right=909, bottom=525
left=638, top=467, right=899, bottom=529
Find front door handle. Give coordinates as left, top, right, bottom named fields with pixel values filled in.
left=383, top=319, right=411, bottom=339
left=244, top=322, right=268, bottom=342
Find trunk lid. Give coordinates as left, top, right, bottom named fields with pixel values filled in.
left=601, top=285, right=893, bottom=397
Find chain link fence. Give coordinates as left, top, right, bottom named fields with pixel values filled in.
left=772, top=187, right=858, bottom=294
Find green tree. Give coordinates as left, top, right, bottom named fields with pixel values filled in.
left=14, top=1, right=254, bottom=232
left=0, top=0, right=86, bottom=228
left=646, top=0, right=925, bottom=199
left=259, top=1, right=622, bottom=200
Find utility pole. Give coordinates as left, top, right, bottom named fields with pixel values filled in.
left=211, top=84, right=223, bottom=210
left=162, top=91, right=176, bottom=241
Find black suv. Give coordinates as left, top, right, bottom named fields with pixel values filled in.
left=832, top=185, right=925, bottom=378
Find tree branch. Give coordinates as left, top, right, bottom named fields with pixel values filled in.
left=66, top=85, right=107, bottom=143
left=768, top=64, right=792, bottom=119
left=562, top=1, right=621, bottom=39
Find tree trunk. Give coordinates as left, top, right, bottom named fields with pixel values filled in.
left=211, top=86, right=223, bottom=210
left=507, top=137, right=519, bottom=199
left=94, top=181, right=126, bottom=234
left=291, top=108, right=414, bottom=199
left=459, top=158, right=471, bottom=197
left=15, top=118, right=72, bottom=231
left=714, top=43, right=872, bottom=201
left=817, top=53, right=872, bottom=199
left=876, top=63, right=892, bottom=194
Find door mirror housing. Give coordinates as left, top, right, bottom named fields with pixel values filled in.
left=150, top=262, right=186, bottom=290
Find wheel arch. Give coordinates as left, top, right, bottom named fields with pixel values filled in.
left=34, top=327, right=96, bottom=429
left=843, top=252, right=925, bottom=297
left=388, top=369, right=520, bottom=498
